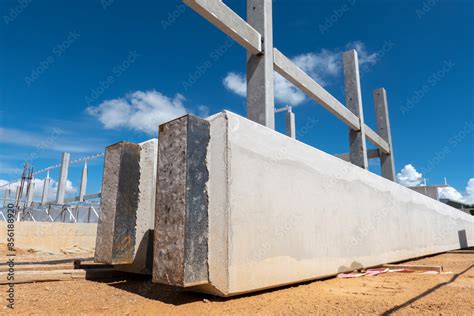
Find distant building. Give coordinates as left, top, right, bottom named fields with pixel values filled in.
left=409, top=184, right=474, bottom=216
left=440, top=199, right=474, bottom=216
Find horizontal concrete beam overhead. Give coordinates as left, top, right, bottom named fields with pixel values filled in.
left=183, top=0, right=262, bottom=54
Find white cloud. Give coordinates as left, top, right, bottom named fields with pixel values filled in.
left=438, top=186, right=464, bottom=202
left=462, top=178, right=474, bottom=205
left=397, top=164, right=423, bottom=187
left=223, top=73, right=246, bottom=97
left=346, top=41, right=378, bottom=68
left=223, top=72, right=306, bottom=106
left=86, top=90, right=189, bottom=135
left=223, top=41, right=378, bottom=106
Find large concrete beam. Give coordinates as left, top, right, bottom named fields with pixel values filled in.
left=374, top=88, right=396, bottom=181
left=153, top=115, right=209, bottom=287
left=95, top=139, right=157, bottom=274
left=153, top=110, right=474, bottom=297
left=246, top=0, right=275, bottom=128
left=343, top=50, right=368, bottom=169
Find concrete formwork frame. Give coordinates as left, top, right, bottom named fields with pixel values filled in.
left=183, top=0, right=396, bottom=180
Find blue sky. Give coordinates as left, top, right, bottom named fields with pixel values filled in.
left=0, top=0, right=473, bottom=202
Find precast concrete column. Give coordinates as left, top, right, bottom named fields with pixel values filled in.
left=246, top=0, right=275, bottom=129
left=343, top=50, right=368, bottom=169
left=285, top=107, right=296, bottom=139
left=41, top=171, right=51, bottom=205
left=374, top=88, right=396, bottom=181
left=79, top=162, right=88, bottom=202
left=56, top=152, right=70, bottom=204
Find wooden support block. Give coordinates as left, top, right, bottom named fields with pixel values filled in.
left=381, top=264, right=443, bottom=273
left=0, top=268, right=124, bottom=285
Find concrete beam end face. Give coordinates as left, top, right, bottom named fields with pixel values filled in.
left=95, top=140, right=157, bottom=274
left=153, top=115, right=210, bottom=287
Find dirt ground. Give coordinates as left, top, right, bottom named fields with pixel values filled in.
left=1, top=248, right=473, bottom=315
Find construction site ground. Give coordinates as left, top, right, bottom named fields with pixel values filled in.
left=1, top=244, right=473, bottom=315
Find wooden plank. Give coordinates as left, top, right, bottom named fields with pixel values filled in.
left=381, top=264, right=443, bottom=273
left=273, top=48, right=361, bottom=131
left=183, top=0, right=262, bottom=54
left=0, top=268, right=125, bottom=285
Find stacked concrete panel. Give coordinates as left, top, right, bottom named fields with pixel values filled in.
left=152, top=111, right=474, bottom=296
left=95, top=139, right=157, bottom=274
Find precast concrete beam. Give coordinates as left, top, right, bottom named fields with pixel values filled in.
left=153, top=115, right=210, bottom=287
left=95, top=139, right=157, bottom=274
left=152, top=110, right=474, bottom=297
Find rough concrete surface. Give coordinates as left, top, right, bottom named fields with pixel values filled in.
left=154, top=115, right=209, bottom=287
left=95, top=139, right=157, bottom=274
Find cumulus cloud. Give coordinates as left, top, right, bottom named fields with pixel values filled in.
left=396, top=164, right=424, bottom=187
left=345, top=41, right=378, bottom=69
left=223, top=72, right=306, bottom=106
left=439, top=178, right=474, bottom=204
left=223, top=73, right=246, bottom=97
left=86, top=90, right=191, bottom=135
left=438, top=186, right=464, bottom=202
left=223, top=41, right=378, bottom=106
left=396, top=164, right=474, bottom=205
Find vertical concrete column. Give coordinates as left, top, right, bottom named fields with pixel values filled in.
left=56, top=152, right=70, bottom=204
left=41, top=171, right=51, bottom=205
left=246, top=0, right=275, bottom=129
left=14, top=186, right=21, bottom=206
left=41, top=170, right=51, bottom=205
left=3, top=188, right=10, bottom=207
left=343, top=50, right=368, bottom=169
left=285, top=106, right=296, bottom=139
left=79, top=162, right=88, bottom=202
left=26, top=182, right=35, bottom=207
left=373, top=88, right=396, bottom=181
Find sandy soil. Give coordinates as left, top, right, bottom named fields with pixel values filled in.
left=1, top=250, right=473, bottom=315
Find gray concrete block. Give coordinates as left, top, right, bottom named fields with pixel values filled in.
left=153, top=115, right=209, bottom=287
left=95, top=139, right=157, bottom=274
